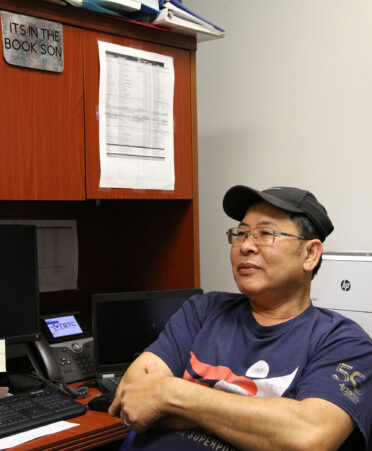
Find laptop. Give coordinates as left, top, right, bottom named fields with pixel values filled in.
left=91, top=288, right=203, bottom=392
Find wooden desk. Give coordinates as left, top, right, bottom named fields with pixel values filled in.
left=11, top=385, right=129, bottom=451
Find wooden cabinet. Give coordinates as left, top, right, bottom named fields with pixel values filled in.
left=0, top=0, right=197, bottom=201
left=0, top=20, right=85, bottom=200
left=0, top=0, right=200, bottom=317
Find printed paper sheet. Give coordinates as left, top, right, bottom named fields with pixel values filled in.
left=98, top=41, right=175, bottom=190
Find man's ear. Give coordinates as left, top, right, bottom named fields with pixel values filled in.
left=303, top=239, right=323, bottom=273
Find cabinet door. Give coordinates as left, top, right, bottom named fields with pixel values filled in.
left=84, top=30, right=193, bottom=199
left=0, top=23, right=85, bottom=200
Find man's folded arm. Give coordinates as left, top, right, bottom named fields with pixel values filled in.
left=162, top=376, right=356, bottom=451
left=108, top=351, right=197, bottom=429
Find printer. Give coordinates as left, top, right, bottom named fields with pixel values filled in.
left=311, top=251, right=372, bottom=338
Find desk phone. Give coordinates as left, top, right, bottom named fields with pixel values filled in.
left=34, top=312, right=94, bottom=384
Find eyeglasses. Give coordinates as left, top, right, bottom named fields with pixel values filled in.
left=226, top=226, right=305, bottom=246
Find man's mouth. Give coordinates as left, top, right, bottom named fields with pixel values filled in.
left=237, top=262, right=260, bottom=275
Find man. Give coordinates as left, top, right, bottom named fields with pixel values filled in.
left=109, top=185, right=372, bottom=450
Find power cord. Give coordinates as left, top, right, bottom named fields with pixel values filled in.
left=1, top=372, right=89, bottom=399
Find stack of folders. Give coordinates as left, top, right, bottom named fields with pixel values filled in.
left=43, top=0, right=160, bottom=17
left=154, top=1, right=225, bottom=41
left=41, top=0, right=225, bottom=41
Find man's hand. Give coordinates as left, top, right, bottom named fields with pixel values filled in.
left=108, top=352, right=196, bottom=431
left=108, top=351, right=172, bottom=419
left=109, top=359, right=170, bottom=432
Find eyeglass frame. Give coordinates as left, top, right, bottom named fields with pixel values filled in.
left=226, top=226, right=305, bottom=246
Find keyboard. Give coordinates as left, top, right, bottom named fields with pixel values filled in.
left=0, top=387, right=87, bottom=438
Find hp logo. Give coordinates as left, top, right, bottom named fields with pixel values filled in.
left=341, top=280, right=351, bottom=292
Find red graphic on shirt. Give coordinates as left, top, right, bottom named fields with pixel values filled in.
left=183, top=351, right=258, bottom=396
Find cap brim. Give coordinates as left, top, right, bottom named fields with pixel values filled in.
left=223, top=185, right=302, bottom=221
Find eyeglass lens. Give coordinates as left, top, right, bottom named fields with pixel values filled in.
left=227, top=227, right=275, bottom=246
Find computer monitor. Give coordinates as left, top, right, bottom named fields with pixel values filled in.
left=92, top=288, right=203, bottom=375
left=0, top=225, right=40, bottom=345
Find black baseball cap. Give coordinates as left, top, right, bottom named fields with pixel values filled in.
left=223, top=185, right=334, bottom=242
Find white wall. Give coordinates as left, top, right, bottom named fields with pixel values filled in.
left=184, top=0, right=372, bottom=292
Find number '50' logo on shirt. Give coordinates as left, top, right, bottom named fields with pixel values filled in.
left=332, top=363, right=365, bottom=404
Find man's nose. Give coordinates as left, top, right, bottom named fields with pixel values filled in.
left=239, top=233, right=258, bottom=253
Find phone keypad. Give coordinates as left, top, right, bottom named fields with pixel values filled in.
left=73, top=352, right=93, bottom=376
left=53, top=340, right=94, bottom=382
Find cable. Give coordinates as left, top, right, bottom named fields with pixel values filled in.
left=3, top=371, right=89, bottom=399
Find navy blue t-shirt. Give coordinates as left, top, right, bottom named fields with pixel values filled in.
left=124, top=291, right=372, bottom=450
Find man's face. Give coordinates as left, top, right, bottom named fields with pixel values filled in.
left=230, top=202, right=308, bottom=300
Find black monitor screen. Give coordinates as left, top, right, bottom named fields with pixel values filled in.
left=92, top=289, right=203, bottom=373
left=0, top=225, right=40, bottom=344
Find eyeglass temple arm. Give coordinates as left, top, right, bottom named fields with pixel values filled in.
left=275, top=231, right=304, bottom=239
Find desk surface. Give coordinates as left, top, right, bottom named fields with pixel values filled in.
left=10, top=384, right=129, bottom=451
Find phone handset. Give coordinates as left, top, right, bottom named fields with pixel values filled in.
left=30, top=334, right=63, bottom=381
